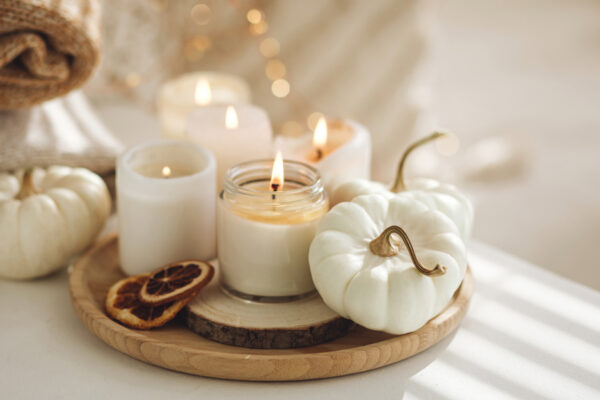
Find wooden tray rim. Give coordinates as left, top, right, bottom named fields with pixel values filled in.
left=69, top=233, right=474, bottom=380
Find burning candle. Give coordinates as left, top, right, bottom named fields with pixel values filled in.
left=274, top=117, right=371, bottom=196
left=117, top=140, right=217, bottom=275
left=158, top=71, right=251, bottom=138
left=188, top=104, right=273, bottom=191
left=270, top=151, right=284, bottom=194
left=217, top=157, right=328, bottom=298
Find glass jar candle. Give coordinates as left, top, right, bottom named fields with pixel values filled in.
left=218, top=159, right=328, bottom=299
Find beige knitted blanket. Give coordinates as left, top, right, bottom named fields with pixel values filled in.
left=0, top=0, right=100, bottom=109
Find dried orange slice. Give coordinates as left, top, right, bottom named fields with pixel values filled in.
left=139, top=261, right=214, bottom=305
left=105, top=275, right=191, bottom=330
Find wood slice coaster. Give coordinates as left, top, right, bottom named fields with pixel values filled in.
left=184, top=278, right=354, bottom=349
left=69, top=234, right=474, bottom=381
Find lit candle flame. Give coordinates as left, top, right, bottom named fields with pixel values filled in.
left=313, top=117, right=327, bottom=159
left=225, top=106, right=239, bottom=130
left=270, top=151, right=284, bottom=192
left=161, top=166, right=172, bottom=178
left=194, top=79, right=211, bottom=105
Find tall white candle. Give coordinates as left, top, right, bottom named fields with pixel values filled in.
left=217, top=158, right=328, bottom=298
left=273, top=118, right=371, bottom=196
left=117, top=140, right=217, bottom=275
left=158, top=71, right=251, bottom=138
left=188, top=104, right=273, bottom=191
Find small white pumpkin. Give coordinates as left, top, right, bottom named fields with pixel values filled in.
left=0, top=166, right=111, bottom=280
left=309, top=193, right=467, bottom=335
left=331, top=132, right=474, bottom=241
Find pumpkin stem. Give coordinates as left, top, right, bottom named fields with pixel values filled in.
left=391, top=131, right=448, bottom=193
left=369, top=225, right=446, bottom=276
left=16, top=168, right=38, bottom=200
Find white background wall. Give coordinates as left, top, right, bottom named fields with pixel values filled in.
left=431, top=0, right=600, bottom=289
left=92, top=0, right=600, bottom=290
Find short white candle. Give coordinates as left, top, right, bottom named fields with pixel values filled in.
left=217, top=157, right=328, bottom=298
left=188, top=104, right=273, bottom=191
left=117, top=140, right=217, bottom=276
left=158, top=71, right=251, bottom=138
left=274, top=118, right=371, bottom=195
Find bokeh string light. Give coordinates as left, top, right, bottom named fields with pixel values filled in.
left=190, top=3, right=211, bottom=25
left=271, top=79, right=290, bottom=98
left=259, top=37, right=280, bottom=58
left=94, top=0, right=319, bottom=135
left=241, top=2, right=318, bottom=135
left=244, top=5, right=290, bottom=99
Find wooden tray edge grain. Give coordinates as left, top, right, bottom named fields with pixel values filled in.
left=69, top=233, right=474, bottom=381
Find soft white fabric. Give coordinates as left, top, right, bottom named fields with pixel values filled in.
left=0, top=91, right=123, bottom=174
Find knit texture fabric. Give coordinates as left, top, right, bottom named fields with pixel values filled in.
left=0, top=0, right=100, bottom=109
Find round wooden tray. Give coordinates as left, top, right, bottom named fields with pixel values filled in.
left=69, top=234, right=473, bottom=381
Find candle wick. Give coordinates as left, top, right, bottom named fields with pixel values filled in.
left=316, top=148, right=323, bottom=160
left=271, top=182, right=280, bottom=200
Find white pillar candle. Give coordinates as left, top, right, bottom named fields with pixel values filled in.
left=158, top=71, right=251, bottom=138
left=117, top=140, right=217, bottom=276
left=273, top=118, right=371, bottom=196
left=217, top=157, right=328, bottom=298
left=188, top=104, right=273, bottom=191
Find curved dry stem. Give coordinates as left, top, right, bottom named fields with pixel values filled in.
left=391, top=131, right=448, bottom=193
left=369, top=225, right=446, bottom=276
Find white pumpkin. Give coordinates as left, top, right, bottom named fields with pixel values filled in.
left=333, top=177, right=473, bottom=241
left=309, top=193, right=467, bottom=335
left=331, top=132, right=474, bottom=241
left=0, top=167, right=111, bottom=280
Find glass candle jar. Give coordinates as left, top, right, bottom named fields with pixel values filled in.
left=218, top=159, right=328, bottom=299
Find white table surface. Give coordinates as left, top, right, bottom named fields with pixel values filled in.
left=1, top=232, right=598, bottom=400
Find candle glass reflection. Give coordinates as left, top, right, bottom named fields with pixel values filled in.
left=218, top=159, right=328, bottom=299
